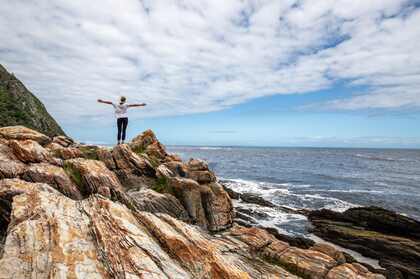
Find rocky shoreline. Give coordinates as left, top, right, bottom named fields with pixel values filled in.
left=0, top=125, right=401, bottom=278
left=222, top=182, right=420, bottom=279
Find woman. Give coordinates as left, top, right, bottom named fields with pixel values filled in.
left=97, top=96, right=146, bottom=144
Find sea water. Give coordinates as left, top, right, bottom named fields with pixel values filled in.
left=168, top=146, right=420, bottom=236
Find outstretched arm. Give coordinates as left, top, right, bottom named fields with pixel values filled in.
left=97, top=99, right=113, bottom=105
left=128, top=103, right=146, bottom=108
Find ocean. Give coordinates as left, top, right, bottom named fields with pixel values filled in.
left=168, top=146, right=420, bottom=236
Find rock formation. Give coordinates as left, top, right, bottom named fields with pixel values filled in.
left=0, top=126, right=386, bottom=278
left=309, top=207, right=420, bottom=279
left=0, top=65, right=65, bottom=137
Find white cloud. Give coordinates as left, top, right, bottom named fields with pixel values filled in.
left=0, top=0, right=419, bottom=125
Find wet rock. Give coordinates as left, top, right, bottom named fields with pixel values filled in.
left=21, top=163, right=82, bottom=199
left=326, top=263, right=385, bottom=279
left=9, top=139, right=58, bottom=164
left=240, top=192, right=276, bottom=207
left=309, top=207, right=420, bottom=278
left=0, top=143, right=26, bottom=178
left=64, top=158, right=123, bottom=198
left=0, top=126, right=51, bottom=145
left=221, top=183, right=241, bottom=199
left=263, top=227, right=315, bottom=249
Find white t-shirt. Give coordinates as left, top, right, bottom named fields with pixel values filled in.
left=112, top=103, right=129, bottom=119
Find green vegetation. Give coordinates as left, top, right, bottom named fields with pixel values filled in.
left=132, top=144, right=145, bottom=155
left=63, top=163, right=83, bottom=188
left=152, top=176, right=171, bottom=193
left=0, top=65, right=66, bottom=137
left=78, top=146, right=99, bottom=160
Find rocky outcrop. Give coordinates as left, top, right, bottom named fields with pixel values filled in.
left=0, top=126, right=51, bottom=145
left=0, top=126, right=387, bottom=279
left=0, top=178, right=385, bottom=279
left=309, top=207, right=420, bottom=278
left=0, top=65, right=65, bottom=137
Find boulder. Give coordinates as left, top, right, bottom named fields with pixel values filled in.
left=9, top=139, right=58, bottom=165
left=21, top=163, right=82, bottom=199
left=310, top=243, right=346, bottom=264
left=0, top=143, right=26, bottom=178
left=64, top=158, right=123, bottom=198
left=0, top=126, right=50, bottom=145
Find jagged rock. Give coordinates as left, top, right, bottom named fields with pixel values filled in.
left=187, top=158, right=209, bottom=171
left=112, top=144, right=155, bottom=177
left=46, top=142, right=83, bottom=160
left=130, top=129, right=167, bottom=161
left=0, top=143, right=26, bottom=178
left=201, top=182, right=234, bottom=231
left=128, top=189, right=190, bottom=222
left=52, top=135, right=74, bottom=147
left=21, top=163, right=82, bottom=199
left=110, top=144, right=156, bottom=189
left=310, top=243, right=346, bottom=264
left=156, top=164, right=175, bottom=178
left=97, top=147, right=116, bottom=170
left=64, top=158, right=123, bottom=198
left=165, top=153, right=182, bottom=162
left=309, top=207, right=420, bottom=278
left=0, top=126, right=51, bottom=145
left=9, top=139, right=58, bottom=165
left=221, top=183, right=241, bottom=199
left=161, top=161, right=188, bottom=177
left=188, top=170, right=216, bottom=184
left=169, top=177, right=208, bottom=228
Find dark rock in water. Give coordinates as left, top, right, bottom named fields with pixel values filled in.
left=309, top=206, right=420, bottom=279
left=221, top=183, right=241, bottom=199
left=240, top=192, right=276, bottom=207
left=263, top=226, right=315, bottom=249
left=0, top=64, right=65, bottom=137
left=236, top=206, right=271, bottom=219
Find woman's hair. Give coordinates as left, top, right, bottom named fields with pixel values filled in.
left=120, top=96, right=126, bottom=104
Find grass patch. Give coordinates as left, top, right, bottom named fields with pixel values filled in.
left=63, top=162, right=83, bottom=188
left=152, top=176, right=171, bottom=193
left=78, top=146, right=99, bottom=160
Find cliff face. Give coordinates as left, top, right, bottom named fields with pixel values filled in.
left=0, top=125, right=385, bottom=279
left=0, top=65, right=65, bottom=137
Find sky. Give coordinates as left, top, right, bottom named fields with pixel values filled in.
left=1, top=0, right=420, bottom=147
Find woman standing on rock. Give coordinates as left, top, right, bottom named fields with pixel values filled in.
left=97, top=96, right=146, bottom=145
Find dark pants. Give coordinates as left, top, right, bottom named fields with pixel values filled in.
left=117, top=117, right=128, bottom=141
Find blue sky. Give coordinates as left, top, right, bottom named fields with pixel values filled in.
left=1, top=0, right=420, bottom=147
